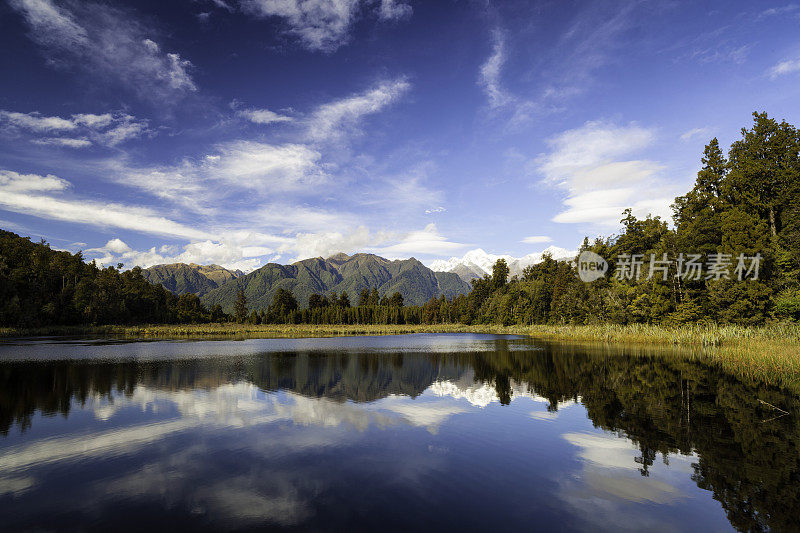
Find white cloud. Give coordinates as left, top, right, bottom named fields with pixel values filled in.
left=100, top=116, right=150, bottom=145
left=103, top=238, right=132, bottom=254
left=31, top=137, right=93, bottom=148
left=521, top=235, right=552, bottom=244
left=240, top=0, right=360, bottom=51
left=289, top=226, right=375, bottom=260
left=680, top=127, right=712, bottom=142
left=0, top=169, right=69, bottom=192
left=105, top=240, right=269, bottom=272
left=9, top=0, right=87, bottom=50
left=1, top=109, right=149, bottom=147
left=478, top=6, right=641, bottom=127
left=72, top=113, right=114, bottom=128
left=103, top=79, right=410, bottom=214
left=239, top=0, right=409, bottom=51
left=769, top=56, right=800, bottom=79
left=425, top=206, right=446, bottom=214
left=369, top=223, right=467, bottom=258
left=376, top=169, right=443, bottom=209
left=209, top=140, right=325, bottom=190
left=378, top=0, right=412, bottom=21
left=479, top=29, right=511, bottom=108
left=0, top=110, right=76, bottom=132
left=104, top=159, right=210, bottom=214
left=107, top=140, right=326, bottom=215
left=11, top=0, right=197, bottom=100
left=475, top=28, right=542, bottom=126
left=237, top=108, right=293, bottom=124
left=274, top=223, right=466, bottom=263
left=306, top=78, right=410, bottom=142
left=0, top=169, right=211, bottom=240
left=759, top=4, right=800, bottom=19
left=536, top=121, right=676, bottom=226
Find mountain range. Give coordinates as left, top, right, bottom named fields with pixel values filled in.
left=141, top=263, right=244, bottom=297
left=430, top=246, right=577, bottom=281
left=143, top=253, right=472, bottom=312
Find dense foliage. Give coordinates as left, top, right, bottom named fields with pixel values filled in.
left=0, top=230, right=225, bottom=326
left=459, top=113, right=800, bottom=327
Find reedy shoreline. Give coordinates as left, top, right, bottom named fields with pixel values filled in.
left=2, top=322, right=799, bottom=392
left=3, top=321, right=800, bottom=344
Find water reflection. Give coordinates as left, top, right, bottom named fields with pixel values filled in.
left=0, top=334, right=797, bottom=531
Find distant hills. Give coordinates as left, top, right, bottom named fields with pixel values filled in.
left=144, top=253, right=471, bottom=312
left=141, top=263, right=244, bottom=297
left=431, top=246, right=577, bottom=282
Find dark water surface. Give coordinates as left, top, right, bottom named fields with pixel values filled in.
left=0, top=333, right=797, bottom=532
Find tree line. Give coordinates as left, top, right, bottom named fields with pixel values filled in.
left=0, top=229, right=226, bottom=327
left=463, top=112, right=800, bottom=326
left=1, top=112, right=797, bottom=328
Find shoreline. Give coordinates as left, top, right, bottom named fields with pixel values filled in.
left=2, top=322, right=800, bottom=345
left=2, top=322, right=799, bottom=391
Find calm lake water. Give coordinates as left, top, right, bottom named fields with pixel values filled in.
left=0, top=333, right=797, bottom=532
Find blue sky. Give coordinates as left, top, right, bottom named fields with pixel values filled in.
left=1, top=0, right=800, bottom=271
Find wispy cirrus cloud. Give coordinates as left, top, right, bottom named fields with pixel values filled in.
left=679, top=126, right=712, bottom=142
left=478, top=4, right=645, bottom=127
left=768, top=56, right=800, bottom=79
left=10, top=0, right=197, bottom=100
left=305, top=78, right=410, bottom=143
left=1, top=109, right=149, bottom=147
left=478, top=29, right=512, bottom=109
left=758, top=3, right=800, bottom=19
left=236, top=108, right=294, bottom=124
left=238, top=0, right=412, bottom=52
left=31, top=137, right=93, bottom=148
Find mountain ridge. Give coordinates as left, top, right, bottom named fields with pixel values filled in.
left=143, top=253, right=472, bottom=312
left=141, top=263, right=244, bottom=297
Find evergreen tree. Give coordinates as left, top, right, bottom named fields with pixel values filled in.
left=234, top=289, right=248, bottom=323
left=492, top=259, right=510, bottom=290
left=338, top=291, right=351, bottom=308
left=268, top=288, right=298, bottom=321
left=357, top=288, right=370, bottom=307
left=725, top=112, right=800, bottom=239
left=368, top=287, right=380, bottom=306
left=389, top=292, right=404, bottom=307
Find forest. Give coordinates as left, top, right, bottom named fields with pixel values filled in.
left=0, top=229, right=226, bottom=326
left=0, top=112, right=798, bottom=328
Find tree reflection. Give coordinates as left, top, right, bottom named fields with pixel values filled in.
left=1, top=341, right=798, bottom=531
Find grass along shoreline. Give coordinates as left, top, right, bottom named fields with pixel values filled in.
left=2, top=322, right=800, bottom=345
left=2, top=322, right=799, bottom=391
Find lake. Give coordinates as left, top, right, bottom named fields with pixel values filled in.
left=0, top=333, right=797, bottom=531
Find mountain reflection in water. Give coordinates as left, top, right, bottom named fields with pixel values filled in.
left=0, top=334, right=797, bottom=532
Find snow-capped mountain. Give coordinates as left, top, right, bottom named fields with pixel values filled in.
left=427, top=375, right=580, bottom=410
left=430, top=246, right=578, bottom=282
